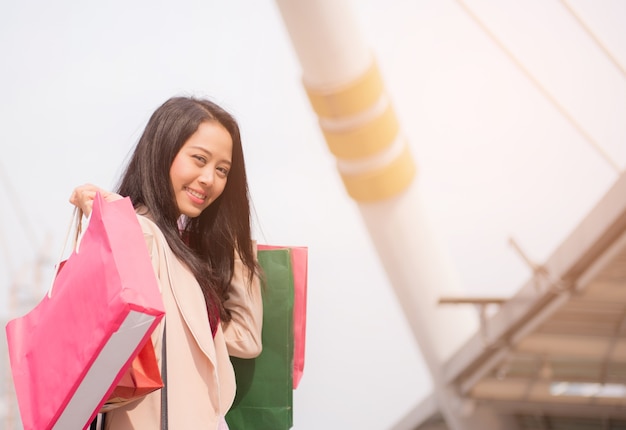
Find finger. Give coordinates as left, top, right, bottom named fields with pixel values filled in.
left=69, top=185, right=99, bottom=216
left=70, top=189, right=92, bottom=206
left=102, top=191, right=123, bottom=202
left=82, top=200, right=94, bottom=217
left=69, top=184, right=93, bottom=202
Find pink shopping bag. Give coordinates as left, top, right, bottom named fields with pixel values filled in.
left=5, top=193, right=165, bottom=430
left=257, top=244, right=308, bottom=389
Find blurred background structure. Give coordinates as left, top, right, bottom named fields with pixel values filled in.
left=0, top=164, right=54, bottom=429
left=1, top=1, right=625, bottom=429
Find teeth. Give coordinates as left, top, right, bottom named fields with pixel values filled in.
left=186, top=188, right=206, bottom=200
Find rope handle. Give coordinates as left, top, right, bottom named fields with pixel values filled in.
left=48, top=207, right=88, bottom=298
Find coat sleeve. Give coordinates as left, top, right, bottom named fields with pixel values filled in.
left=222, top=245, right=263, bottom=359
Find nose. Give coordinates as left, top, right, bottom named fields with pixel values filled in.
left=198, top=169, right=214, bottom=187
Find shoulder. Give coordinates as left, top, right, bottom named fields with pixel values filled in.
left=136, top=213, right=159, bottom=233
left=135, top=214, right=166, bottom=256
left=136, top=214, right=160, bottom=239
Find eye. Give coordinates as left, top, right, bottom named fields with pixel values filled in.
left=217, top=166, right=230, bottom=177
left=192, top=155, right=207, bottom=164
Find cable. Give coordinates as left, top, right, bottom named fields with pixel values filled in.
left=454, top=0, right=622, bottom=174
left=559, top=0, right=626, bottom=80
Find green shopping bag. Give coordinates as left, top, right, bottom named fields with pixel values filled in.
left=226, top=248, right=295, bottom=430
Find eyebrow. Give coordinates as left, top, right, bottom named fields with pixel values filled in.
left=189, top=145, right=231, bottom=165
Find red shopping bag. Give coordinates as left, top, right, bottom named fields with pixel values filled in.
left=5, top=193, right=165, bottom=430
left=257, top=244, right=308, bottom=388
left=100, top=337, right=164, bottom=412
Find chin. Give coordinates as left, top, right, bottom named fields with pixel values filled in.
left=179, top=207, right=203, bottom=218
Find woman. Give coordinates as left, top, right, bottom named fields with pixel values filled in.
left=71, top=96, right=263, bottom=429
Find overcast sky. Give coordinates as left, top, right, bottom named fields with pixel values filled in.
left=1, top=1, right=625, bottom=428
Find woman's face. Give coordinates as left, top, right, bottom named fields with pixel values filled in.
left=169, top=121, right=233, bottom=218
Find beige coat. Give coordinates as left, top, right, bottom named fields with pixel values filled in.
left=104, top=215, right=263, bottom=430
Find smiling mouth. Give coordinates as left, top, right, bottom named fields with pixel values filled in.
left=185, top=187, right=207, bottom=201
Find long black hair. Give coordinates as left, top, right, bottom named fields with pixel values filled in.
left=117, top=96, right=259, bottom=324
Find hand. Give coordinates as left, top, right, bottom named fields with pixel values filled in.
left=69, top=184, right=123, bottom=217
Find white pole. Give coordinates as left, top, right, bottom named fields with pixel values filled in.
left=274, top=1, right=513, bottom=428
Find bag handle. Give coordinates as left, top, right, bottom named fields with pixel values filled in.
left=159, top=233, right=172, bottom=430
left=161, top=323, right=168, bottom=430
left=48, top=207, right=85, bottom=298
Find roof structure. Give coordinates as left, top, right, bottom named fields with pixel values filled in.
left=396, top=171, right=626, bottom=429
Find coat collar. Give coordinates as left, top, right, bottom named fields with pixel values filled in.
left=162, top=251, right=218, bottom=366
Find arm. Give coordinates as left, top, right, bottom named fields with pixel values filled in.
left=222, top=246, right=263, bottom=359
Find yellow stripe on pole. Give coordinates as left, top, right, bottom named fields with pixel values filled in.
left=305, top=61, right=383, bottom=118
left=303, top=57, right=417, bottom=202
left=322, top=103, right=399, bottom=160
left=339, top=141, right=417, bottom=202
